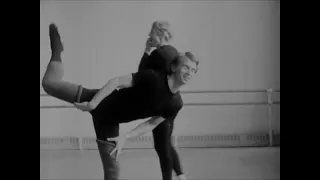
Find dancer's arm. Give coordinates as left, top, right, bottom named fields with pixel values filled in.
left=88, top=74, right=133, bottom=109
left=124, top=116, right=165, bottom=139
left=138, top=38, right=154, bottom=72
left=109, top=106, right=181, bottom=160
left=108, top=116, right=165, bottom=160
left=124, top=106, right=181, bottom=140
left=138, top=53, right=150, bottom=72
left=144, top=38, right=154, bottom=55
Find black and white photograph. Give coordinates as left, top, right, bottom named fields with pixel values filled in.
left=40, top=0, right=280, bottom=180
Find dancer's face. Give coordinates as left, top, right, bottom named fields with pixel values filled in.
left=173, top=57, right=198, bottom=85
left=148, top=29, right=161, bottom=47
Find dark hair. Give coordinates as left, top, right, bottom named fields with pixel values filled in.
left=168, top=51, right=199, bottom=74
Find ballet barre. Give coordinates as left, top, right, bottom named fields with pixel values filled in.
left=40, top=88, right=280, bottom=146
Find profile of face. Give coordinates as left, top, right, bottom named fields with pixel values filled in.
left=172, top=57, right=198, bottom=85
left=148, top=28, right=161, bottom=48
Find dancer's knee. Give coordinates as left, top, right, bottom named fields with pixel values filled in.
left=41, top=78, right=54, bottom=94
left=42, top=77, right=62, bottom=96
left=155, top=145, right=171, bottom=160
left=154, top=137, right=172, bottom=149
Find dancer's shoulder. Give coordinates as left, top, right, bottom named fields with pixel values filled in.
left=131, top=69, right=160, bottom=86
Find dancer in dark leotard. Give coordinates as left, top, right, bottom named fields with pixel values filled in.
left=137, top=21, right=194, bottom=180
left=41, top=23, right=199, bottom=180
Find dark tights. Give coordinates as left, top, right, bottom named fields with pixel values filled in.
left=153, top=120, right=183, bottom=180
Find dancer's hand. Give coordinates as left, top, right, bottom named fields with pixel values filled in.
left=144, top=38, right=155, bottom=54
left=108, top=134, right=127, bottom=161
left=74, top=102, right=94, bottom=112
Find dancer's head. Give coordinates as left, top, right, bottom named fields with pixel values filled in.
left=148, top=20, right=173, bottom=48
left=169, top=51, right=199, bottom=85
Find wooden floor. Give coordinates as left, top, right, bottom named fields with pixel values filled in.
left=40, top=147, right=280, bottom=180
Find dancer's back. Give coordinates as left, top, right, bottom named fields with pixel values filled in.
left=91, top=70, right=183, bottom=123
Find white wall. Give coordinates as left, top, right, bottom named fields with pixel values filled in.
left=40, top=1, right=280, bottom=137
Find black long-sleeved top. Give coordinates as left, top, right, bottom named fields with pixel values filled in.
left=138, top=45, right=179, bottom=74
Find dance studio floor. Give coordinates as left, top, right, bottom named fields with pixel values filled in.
left=40, top=147, right=280, bottom=180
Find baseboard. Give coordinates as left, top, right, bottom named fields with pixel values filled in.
left=40, top=133, right=280, bottom=150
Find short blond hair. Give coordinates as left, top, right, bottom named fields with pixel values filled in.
left=151, top=20, right=173, bottom=42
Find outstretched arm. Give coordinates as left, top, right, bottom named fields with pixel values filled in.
left=89, top=74, right=133, bottom=109
left=108, top=116, right=165, bottom=160
left=124, top=116, right=165, bottom=139
left=74, top=69, right=157, bottom=112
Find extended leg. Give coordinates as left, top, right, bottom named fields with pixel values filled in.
left=41, top=24, right=81, bottom=103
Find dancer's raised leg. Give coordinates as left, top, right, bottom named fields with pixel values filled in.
left=42, top=24, right=81, bottom=103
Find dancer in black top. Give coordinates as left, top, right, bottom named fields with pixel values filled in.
left=41, top=23, right=199, bottom=180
